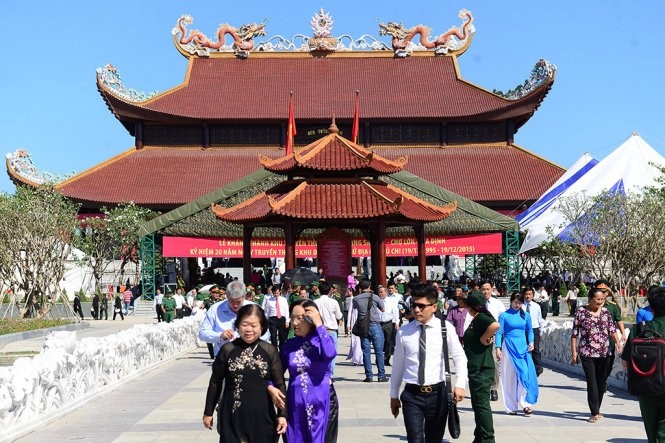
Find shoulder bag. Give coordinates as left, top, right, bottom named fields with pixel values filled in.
left=441, top=320, right=461, bottom=439
left=352, top=295, right=373, bottom=338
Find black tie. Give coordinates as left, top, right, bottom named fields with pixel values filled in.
left=418, top=324, right=426, bottom=385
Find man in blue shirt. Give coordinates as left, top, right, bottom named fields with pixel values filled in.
left=198, top=280, right=265, bottom=357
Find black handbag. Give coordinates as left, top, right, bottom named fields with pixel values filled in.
left=352, top=295, right=373, bottom=338
left=441, top=321, right=461, bottom=439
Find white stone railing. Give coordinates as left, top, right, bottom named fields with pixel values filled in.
left=540, top=320, right=628, bottom=390
left=0, top=312, right=204, bottom=442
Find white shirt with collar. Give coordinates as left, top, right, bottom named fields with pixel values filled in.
left=522, top=301, right=544, bottom=329
left=262, top=295, right=290, bottom=325
left=533, top=288, right=550, bottom=303
left=381, top=295, right=401, bottom=324
left=390, top=316, right=467, bottom=398
left=485, top=296, right=506, bottom=321
left=315, top=294, right=343, bottom=331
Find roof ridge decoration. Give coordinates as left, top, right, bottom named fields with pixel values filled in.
left=378, top=9, right=475, bottom=58
left=96, top=64, right=159, bottom=103
left=172, top=15, right=268, bottom=58
left=6, top=149, right=70, bottom=186
left=493, top=59, right=557, bottom=100
left=361, top=181, right=403, bottom=210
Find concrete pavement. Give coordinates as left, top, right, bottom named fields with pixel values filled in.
left=7, top=315, right=647, bottom=442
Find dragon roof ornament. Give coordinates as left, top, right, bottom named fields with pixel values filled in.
left=493, top=59, right=557, bottom=100
left=378, top=9, right=475, bottom=58
left=6, top=149, right=70, bottom=185
left=96, top=64, right=159, bottom=103
left=172, top=15, right=268, bottom=58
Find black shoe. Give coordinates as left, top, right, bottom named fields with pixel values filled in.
left=363, top=378, right=373, bottom=383
left=384, top=361, right=391, bottom=366
left=378, top=377, right=389, bottom=382
left=490, top=390, right=498, bottom=401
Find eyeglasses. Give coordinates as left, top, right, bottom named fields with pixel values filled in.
left=410, top=301, right=436, bottom=311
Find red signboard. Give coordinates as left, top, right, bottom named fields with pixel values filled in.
left=163, top=233, right=502, bottom=258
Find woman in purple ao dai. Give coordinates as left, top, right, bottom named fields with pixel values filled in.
left=280, top=299, right=337, bottom=443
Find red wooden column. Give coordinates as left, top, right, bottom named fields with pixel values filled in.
left=414, top=224, right=426, bottom=283
left=242, top=226, right=254, bottom=283
left=376, top=220, right=387, bottom=287
left=285, top=223, right=296, bottom=270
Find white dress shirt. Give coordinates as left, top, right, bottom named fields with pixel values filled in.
left=485, top=296, right=505, bottom=321
left=390, top=316, right=468, bottom=398
left=384, top=294, right=403, bottom=324
left=315, top=294, right=343, bottom=331
left=522, top=301, right=544, bottom=329
left=174, top=294, right=185, bottom=309
left=533, top=288, right=550, bottom=303
left=262, top=295, right=290, bottom=324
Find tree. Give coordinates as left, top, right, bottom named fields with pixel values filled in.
left=74, top=202, right=157, bottom=291
left=0, top=186, right=79, bottom=317
left=538, top=191, right=665, bottom=314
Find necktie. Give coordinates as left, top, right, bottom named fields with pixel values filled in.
left=418, top=324, right=426, bottom=386
left=276, top=297, right=282, bottom=318
left=526, top=302, right=531, bottom=313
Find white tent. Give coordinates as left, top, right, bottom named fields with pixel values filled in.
left=516, top=152, right=598, bottom=228
left=520, top=133, right=665, bottom=253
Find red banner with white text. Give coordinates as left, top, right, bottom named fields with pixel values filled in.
left=162, top=233, right=502, bottom=258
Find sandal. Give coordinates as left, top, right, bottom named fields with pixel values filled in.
left=507, top=411, right=518, bottom=415
left=587, top=416, right=598, bottom=423
left=523, top=407, right=533, bottom=416
left=596, top=413, right=604, bottom=419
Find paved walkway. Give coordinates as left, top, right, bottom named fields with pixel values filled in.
left=7, top=316, right=647, bottom=443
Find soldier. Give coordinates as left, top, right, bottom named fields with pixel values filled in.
left=162, top=289, right=177, bottom=323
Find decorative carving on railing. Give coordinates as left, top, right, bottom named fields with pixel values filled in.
left=5, top=149, right=69, bottom=185
left=378, top=9, right=475, bottom=57
left=540, top=319, right=628, bottom=390
left=172, top=15, right=268, bottom=58
left=96, top=64, right=159, bottom=102
left=493, top=59, right=557, bottom=100
left=0, top=314, right=203, bottom=439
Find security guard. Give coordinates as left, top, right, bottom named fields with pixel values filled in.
left=162, top=289, right=177, bottom=323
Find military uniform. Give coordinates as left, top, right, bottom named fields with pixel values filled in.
left=604, top=300, right=623, bottom=382
left=621, top=317, right=665, bottom=443
left=162, top=293, right=177, bottom=323
left=464, top=311, right=496, bottom=443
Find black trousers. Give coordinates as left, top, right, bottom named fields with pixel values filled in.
left=580, top=356, right=610, bottom=416
left=381, top=321, right=395, bottom=362
left=268, top=316, right=287, bottom=350
left=400, top=384, right=448, bottom=443
left=325, top=384, right=339, bottom=443
left=532, top=328, right=542, bottom=373
left=155, top=305, right=163, bottom=322
left=539, top=301, right=549, bottom=320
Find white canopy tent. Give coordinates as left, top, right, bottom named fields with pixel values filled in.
left=519, top=133, right=665, bottom=253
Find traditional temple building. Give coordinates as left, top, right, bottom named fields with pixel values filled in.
left=7, top=9, right=563, bottom=215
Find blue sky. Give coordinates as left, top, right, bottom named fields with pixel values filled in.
left=2, top=1, right=664, bottom=194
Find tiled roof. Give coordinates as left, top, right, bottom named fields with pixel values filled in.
left=54, top=147, right=282, bottom=208
left=21, top=143, right=562, bottom=211
left=261, top=133, right=406, bottom=175
left=372, top=144, right=564, bottom=205
left=212, top=179, right=456, bottom=223
left=99, top=55, right=552, bottom=123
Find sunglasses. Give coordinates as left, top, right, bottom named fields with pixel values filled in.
left=411, top=301, right=436, bottom=311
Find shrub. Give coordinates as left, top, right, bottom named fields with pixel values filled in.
left=0, top=318, right=73, bottom=335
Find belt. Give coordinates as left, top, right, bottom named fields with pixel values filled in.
left=405, top=382, right=444, bottom=395
left=380, top=321, right=393, bottom=325
left=326, top=328, right=338, bottom=333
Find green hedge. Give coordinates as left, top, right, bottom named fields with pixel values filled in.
left=0, top=318, right=73, bottom=336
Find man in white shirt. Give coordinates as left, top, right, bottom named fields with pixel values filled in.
left=533, top=283, right=550, bottom=320
left=390, top=283, right=467, bottom=442
left=379, top=286, right=401, bottom=366
left=262, top=286, right=290, bottom=350
left=522, top=287, right=545, bottom=376
left=481, top=281, right=505, bottom=401
left=153, top=289, right=164, bottom=322
left=314, top=281, right=343, bottom=376
left=174, top=288, right=186, bottom=319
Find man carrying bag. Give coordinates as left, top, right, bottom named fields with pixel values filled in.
left=390, top=283, right=467, bottom=442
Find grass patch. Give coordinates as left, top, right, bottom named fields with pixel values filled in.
left=0, top=318, right=74, bottom=336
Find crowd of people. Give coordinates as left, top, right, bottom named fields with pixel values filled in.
left=140, top=265, right=661, bottom=443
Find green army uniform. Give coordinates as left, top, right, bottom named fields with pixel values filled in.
left=162, top=294, right=176, bottom=323
left=310, top=282, right=321, bottom=300
left=288, top=291, right=300, bottom=306
left=464, top=311, right=496, bottom=443
left=551, top=288, right=560, bottom=316
left=605, top=301, right=622, bottom=363
left=621, top=317, right=665, bottom=443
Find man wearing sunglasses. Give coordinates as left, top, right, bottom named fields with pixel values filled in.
left=390, top=283, right=467, bottom=442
